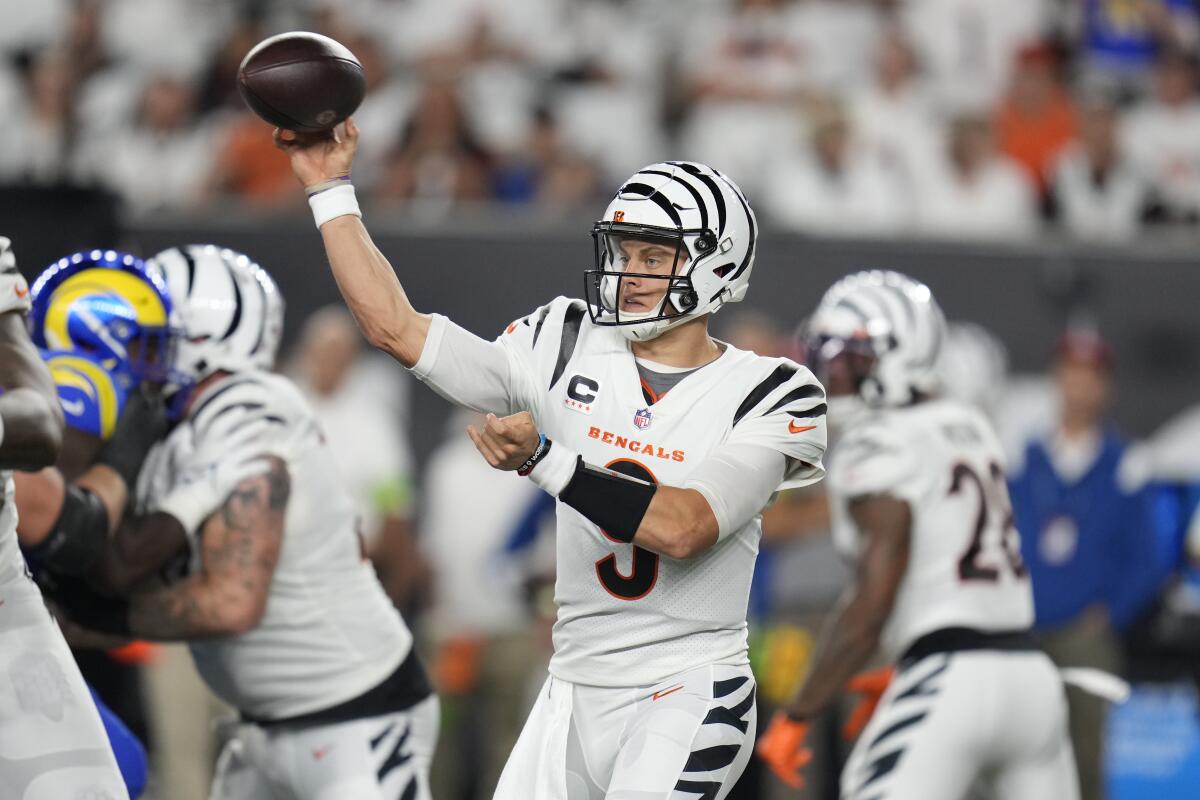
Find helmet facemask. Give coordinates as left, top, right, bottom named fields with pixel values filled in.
left=587, top=221, right=715, bottom=341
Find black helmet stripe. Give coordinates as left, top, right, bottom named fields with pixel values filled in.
left=728, top=185, right=757, bottom=280
left=220, top=258, right=243, bottom=341
left=182, top=248, right=197, bottom=298
left=249, top=270, right=268, bottom=356
left=834, top=297, right=871, bottom=324
left=667, top=162, right=726, bottom=236
left=638, top=169, right=709, bottom=231
left=876, top=281, right=916, bottom=329
left=619, top=182, right=683, bottom=227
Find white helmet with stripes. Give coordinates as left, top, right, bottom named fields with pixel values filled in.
left=146, top=245, right=285, bottom=392
left=588, top=161, right=758, bottom=342
left=807, top=270, right=945, bottom=408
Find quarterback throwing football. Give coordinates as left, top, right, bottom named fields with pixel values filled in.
left=277, top=121, right=828, bottom=798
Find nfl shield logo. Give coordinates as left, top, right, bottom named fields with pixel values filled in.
left=633, top=408, right=652, bottom=430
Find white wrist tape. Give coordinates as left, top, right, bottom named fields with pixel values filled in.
left=309, top=184, right=361, bottom=228
left=154, top=486, right=213, bottom=537
left=529, top=440, right=579, bottom=497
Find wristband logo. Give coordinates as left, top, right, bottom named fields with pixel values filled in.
left=587, top=425, right=684, bottom=462
left=565, top=374, right=601, bottom=415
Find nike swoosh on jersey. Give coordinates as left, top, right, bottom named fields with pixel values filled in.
left=652, top=684, right=685, bottom=701
left=788, top=421, right=817, bottom=434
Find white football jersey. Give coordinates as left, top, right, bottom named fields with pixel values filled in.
left=136, top=371, right=412, bottom=719
left=412, top=297, right=827, bottom=687
left=829, top=398, right=1034, bottom=660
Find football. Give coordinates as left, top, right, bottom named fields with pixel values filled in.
left=237, top=31, right=366, bottom=132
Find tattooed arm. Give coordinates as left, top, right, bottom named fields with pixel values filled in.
left=125, top=456, right=290, bottom=640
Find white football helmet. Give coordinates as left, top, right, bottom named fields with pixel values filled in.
left=146, top=245, right=285, bottom=393
left=807, top=270, right=945, bottom=408
left=938, top=321, right=1009, bottom=417
left=587, top=161, right=758, bottom=342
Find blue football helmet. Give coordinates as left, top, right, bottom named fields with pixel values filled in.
left=29, top=249, right=184, bottom=387
left=40, top=348, right=130, bottom=440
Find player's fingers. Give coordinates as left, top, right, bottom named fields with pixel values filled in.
left=273, top=128, right=298, bottom=147
left=485, top=413, right=510, bottom=438
left=467, top=425, right=503, bottom=466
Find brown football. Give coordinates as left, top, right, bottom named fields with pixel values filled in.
left=237, top=31, right=365, bottom=132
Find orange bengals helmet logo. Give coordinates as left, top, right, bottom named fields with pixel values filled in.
left=613, top=210, right=625, bottom=222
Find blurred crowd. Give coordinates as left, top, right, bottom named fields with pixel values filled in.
left=4, top=0, right=1200, bottom=239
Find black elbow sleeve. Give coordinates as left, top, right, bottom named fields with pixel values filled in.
left=558, top=458, right=657, bottom=543
left=25, top=486, right=108, bottom=576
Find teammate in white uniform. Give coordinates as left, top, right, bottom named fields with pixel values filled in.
left=54, top=245, right=437, bottom=800
left=275, top=122, right=827, bottom=797
left=0, top=237, right=129, bottom=800
left=757, top=271, right=1078, bottom=799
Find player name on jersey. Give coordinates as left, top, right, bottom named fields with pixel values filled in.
left=586, top=425, right=686, bottom=462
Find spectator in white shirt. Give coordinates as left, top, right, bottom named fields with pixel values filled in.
left=678, top=0, right=811, bottom=195
left=913, top=113, right=1040, bottom=240
left=848, top=28, right=942, bottom=184
left=790, top=0, right=884, bottom=93
left=0, top=49, right=78, bottom=183
left=96, top=76, right=216, bottom=213
left=765, top=100, right=906, bottom=236
left=1120, top=49, right=1200, bottom=222
left=1051, top=97, right=1146, bottom=241
left=900, top=0, right=1050, bottom=113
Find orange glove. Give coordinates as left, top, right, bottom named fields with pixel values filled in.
left=842, top=666, right=894, bottom=740
left=756, top=711, right=813, bottom=788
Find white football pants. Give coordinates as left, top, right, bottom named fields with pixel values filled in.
left=495, top=662, right=757, bottom=800
left=840, top=650, right=1079, bottom=800
left=0, top=572, right=128, bottom=800
left=209, top=694, right=439, bottom=800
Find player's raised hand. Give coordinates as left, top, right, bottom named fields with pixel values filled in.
left=273, top=117, right=358, bottom=190
left=467, top=412, right=540, bottom=471
left=757, top=711, right=813, bottom=789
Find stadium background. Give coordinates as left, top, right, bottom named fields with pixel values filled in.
left=4, top=1, right=1200, bottom=798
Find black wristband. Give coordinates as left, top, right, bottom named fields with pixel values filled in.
left=559, top=458, right=657, bottom=543
left=24, top=486, right=108, bottom=576
left=517, top=434, right=551, bottom=477
left=96, top=388, right=167, bottom=487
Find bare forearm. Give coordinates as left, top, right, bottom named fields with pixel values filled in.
left=790, top=596, right=884, bottom=719
left=320, top=216, right=430, bottom=366
left=127, top=579, right=245, bottom=640
left=633, top=486, right=718, bottom=560
left=95, top=512, right=188, bottom=594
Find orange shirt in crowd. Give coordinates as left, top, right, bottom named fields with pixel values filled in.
left=214, top=114, right=296, bottom=205
left=995, top=93, right=1077, bottom=195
